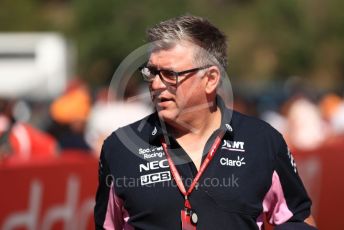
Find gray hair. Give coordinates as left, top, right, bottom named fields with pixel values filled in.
left=146, top=15, right=228, bottom=71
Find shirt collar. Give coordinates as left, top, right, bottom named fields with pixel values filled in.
left=217, top=95, right=234, bottom=135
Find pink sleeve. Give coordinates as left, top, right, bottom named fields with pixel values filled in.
left=103, top=183, right=133, bottom=230
left=262, top=170, right=293, bottom=225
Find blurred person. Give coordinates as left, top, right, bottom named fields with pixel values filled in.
left=0, top=98, right=57, bottom=161
left=258, top=89, right=288, bottom=135
left=320, top=93, right=344, bottom=136
left=85, top=87, right=152, bottom=154
left=261, top=109, right=287, bottom=136
left=232, top=93, right=257, bottom=116
left=331, top=101, right=344, bottom=135
left=94, top=15, right=316, bottom=229
left=319, top=93, right=341, bottom=122
left=283, top=96, right=328, bottom=151
left=48, top=80, right=92, bottom=152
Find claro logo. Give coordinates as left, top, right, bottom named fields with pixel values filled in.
left=220, top=156, right=246, bottom=167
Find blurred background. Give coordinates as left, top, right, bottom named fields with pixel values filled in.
left=0, top=0, right=343, bottom=229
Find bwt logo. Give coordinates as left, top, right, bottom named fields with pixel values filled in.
left=222, top=140, right=245, bottom=152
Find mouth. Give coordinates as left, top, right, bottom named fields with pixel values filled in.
left=159, top=98, right=170, bottom=103
left=153, top=96, right=173, bottom=107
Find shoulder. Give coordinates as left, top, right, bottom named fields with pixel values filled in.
left=230, top=110, right=286, bottom=151
left=231, top=110, right=280, bottom=135
left=101, top=112, right=157, bottom=157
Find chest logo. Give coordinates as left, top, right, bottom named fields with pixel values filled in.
left=221, top=140, right=245, bottom=152
left=138, top=146, right=165, bottom=159
left=220, top=156, right=246, bottom=167
left=139, top=159, right=171, bottom=185
left=140, top=171, right=171, bottom=185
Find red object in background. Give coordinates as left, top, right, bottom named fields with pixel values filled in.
left=264, top=139, right=344, bottom=230
left=294, top=140, right=344, bottom=230
left=0, top=152, right=97, bottom=230
left=10, top=123, right=57, bottom=158
left=0, top=141, right=344, bottom=230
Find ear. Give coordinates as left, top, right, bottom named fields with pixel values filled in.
left=205, top=66, right=221, bottom=94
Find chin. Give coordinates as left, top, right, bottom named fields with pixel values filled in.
left=157, top=109, right=178, bottom=124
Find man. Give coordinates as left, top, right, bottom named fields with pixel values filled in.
left=94, top=15, right=317, bottom=229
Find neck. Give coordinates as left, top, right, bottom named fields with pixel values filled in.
left=169, top=103, right=221, bottom=139
left=168, top=102, right=221, bottom=171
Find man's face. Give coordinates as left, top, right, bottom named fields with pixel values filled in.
left=148, top=41, right=208, bottom=125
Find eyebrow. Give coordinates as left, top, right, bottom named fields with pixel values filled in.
left=146, top=64, right=157, bottom=69
left=148, top=59, right=179, bottom=68
left=146, top=64, right=176, bottom=72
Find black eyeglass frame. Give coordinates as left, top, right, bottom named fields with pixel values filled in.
left=140, top=64, right=212, bottom=86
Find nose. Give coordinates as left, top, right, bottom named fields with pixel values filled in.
left=150, top=74, right=166, bottom=91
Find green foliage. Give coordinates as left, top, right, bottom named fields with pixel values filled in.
left=71, top=0, right=188, bottom=85
left=0, top=0, right=343, bottom=89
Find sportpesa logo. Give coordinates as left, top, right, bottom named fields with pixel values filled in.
left=138, top=146, right=165, bottom=160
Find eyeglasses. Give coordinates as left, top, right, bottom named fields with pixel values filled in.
left=140, top=65, right=211, bottom=86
